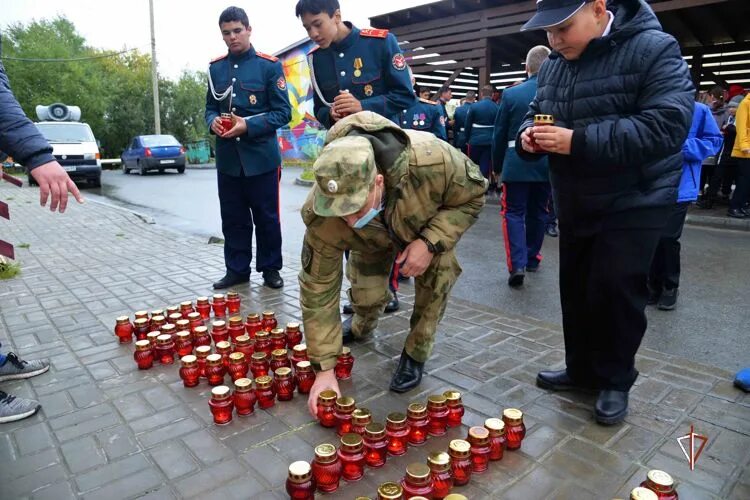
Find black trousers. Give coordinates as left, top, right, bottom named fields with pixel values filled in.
left=705, top=163, right=737, bottom=198
left=217, top=168, right=282, bottom=276
left=648, top=202, right=690, bottom=291
left=559, top=215, right=667, bottom=391
left=730, top=158, right=750, bottom=210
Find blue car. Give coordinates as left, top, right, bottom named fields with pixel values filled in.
left=121, top=134, right=186, bottom=175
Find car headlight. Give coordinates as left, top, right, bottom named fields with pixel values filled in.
left=84, top=153, right=95, bottom=160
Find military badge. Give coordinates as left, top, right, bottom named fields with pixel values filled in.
left=277, top=77, right=287, bottom=90
left=327, top=180, right=338, bottom=193
left=249, top=95, right=257, bottom=105
left=364, top=84, right=374, bottom=96
left=440, top=115, right=446, bottom=126
left=353, top=58, right=363, bottom=78
left=392, top=53, right=406, bottom=71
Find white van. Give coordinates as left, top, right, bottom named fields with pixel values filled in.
left=32, top=104, right=102, bottom=187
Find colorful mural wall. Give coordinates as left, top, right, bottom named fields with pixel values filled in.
left=276, top=39, right=326, bottom=163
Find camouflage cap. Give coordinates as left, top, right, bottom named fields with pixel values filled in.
left=312, top=135, right=376, bottom=217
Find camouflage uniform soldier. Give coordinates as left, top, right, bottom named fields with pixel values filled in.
left=300, top=111, right=487, bottom=415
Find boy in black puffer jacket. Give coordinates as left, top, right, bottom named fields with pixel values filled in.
left=516, top=0, right=694, bottom=425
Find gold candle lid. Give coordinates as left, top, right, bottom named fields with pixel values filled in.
left=318, top=389, right=338, bottom=403
left=181, top=354, right=197, bottom=366
left=246, top=312, right=260, bottom=321
left=449, top=439, right=471, bottom=457
left=406, top=462, right=431, bottom=480
left=194, top=326, right=208, bottom=335
left=180, top=300, right=192, bottom=308
left=195, top=345, right=212, bottom=356
left=647, top=470, right=674, bottom=488
left=134, top=310, right=148, bottom=318
left=443, top=389, right=462, bottom=402
left=216, top=341, right=232, bottom=352
left=229, top=316, right=243, bottom=326
left=135, top=339, right=151, bottom=350
left=212, top=320, right=226, bottom=329
left=175, top=319, right=190, bottom=328
left=196, top=296, right=209, bottom=304
left=234, top=377, right=252, bottom=390
left=468, top=425, right=490, bottom=442
left=156, top=334, right=172, bottom=344
left=206, top=353, right=222, bottom=365
left=354, top=497, right=372, bottom=500
left=407, top=402, right=427, bottom=418
left=503, top=408, right=524, bottom=424
left=630, top=487, right=659, bottom=500
left=151, top=314, right=165, bottom=322
left=365, top=422, right=386, bottom=438
left=485, top=417, right=506, bottom=434
left=314, top=443, right=337, bottom=463
left=255, top=375, right=272, bottom=388
left=235, top=334, right=251, bottom=345
left=151, top=309, right=164, bottom=317
left=262, top=310, right=275, bottom=318
left=161, top=324, right=176, bottom=332
left=255, top=331, right=269, bottom=339
left=335, top=396, right=355, bottom=411
left=251, top=352, right=267, bottom=362
left=211, top=385, right=231, bottom=399
left=296, top=360, right=312, bottom=371
left=168, top=313, right=183, bottom=323
left=212, top=294, right=225, bottom=301
left=293, top=344, right=307, bottom=353
left=427, top=451, right=450, bottom=467
left=534, top=114, right=555, bottom=124
left=271, top=327, right=285, bottom=336
left=340, top=346, right=351, bottom=356
left=287, top=460, right=311, bottom=483
left=229, top=352, right=246, bottom=363
left=147, top=332, right=161, bottom=344
left=352, top=408, right=371, bottom=424
left=272, top=349, right=288, bottom=359
left=286, top=322, right=300, bottom=330
left=377, top=482, right=403, bottom=500
left=134, top=318, right=148, bottom=326
left=444, top=495, right=468, bottom=500
left=226, top=291, right=239, bottom=299
left=340, top=432, right=363, bottom=450
left=187, top=312, right=201, bottom=321
left=427, top=394, right=447, bottom=407
left=386, top=412, right=407, bottom=426
left=275, top=367, right=292, bottom=378
left=115, top=315, right=130, bottom=324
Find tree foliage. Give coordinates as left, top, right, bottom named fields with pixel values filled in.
left=2, top=16, right=208, bottom=158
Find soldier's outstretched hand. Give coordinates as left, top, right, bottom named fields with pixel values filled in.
left=397, top=239, right=432, bottom=278
left=307, top=369, right=341, bottom=418
left=30, top=161, right=84, bottom=213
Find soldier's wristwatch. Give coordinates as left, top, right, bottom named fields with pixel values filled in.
left=418, top=235, right=437, bottom=254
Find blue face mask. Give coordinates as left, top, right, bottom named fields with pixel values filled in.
left=351, top=186, right=382, bottom=229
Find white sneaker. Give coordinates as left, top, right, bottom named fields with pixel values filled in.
left=0, top=391, right=41, bottom=423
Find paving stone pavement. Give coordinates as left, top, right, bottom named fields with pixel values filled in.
left=1, top=183, right=749, bottom=500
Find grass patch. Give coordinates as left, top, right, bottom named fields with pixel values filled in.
left=284, top=159, right=314, bottom=168
left=299, top=168, right=315, bottom=181
left=0, top=258, right=20, bottom=280
left=17, top=243, right=30, bottom=249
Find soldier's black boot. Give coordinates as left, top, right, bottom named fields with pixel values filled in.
left=595, top=390, right=628, bottom=425
left=389, top=350, right=424, bottom=393
left=213, top=271, right=250, bottom=290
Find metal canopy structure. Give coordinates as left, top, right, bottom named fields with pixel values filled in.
left=370, top=0, right=750, bottom=97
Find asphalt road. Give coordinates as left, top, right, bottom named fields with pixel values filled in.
left=86, top=167, right=750, bottom=372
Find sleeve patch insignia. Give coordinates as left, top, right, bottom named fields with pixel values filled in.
left=392, top=53, right=406, bottom=71
left=364, top=84, right=374, bottom=96
left=277, top=77, right=287, bottom=90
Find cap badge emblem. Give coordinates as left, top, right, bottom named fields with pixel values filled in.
left=327, top=180, right=338, bottom=193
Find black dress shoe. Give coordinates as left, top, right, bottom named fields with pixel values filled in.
left=728, top=208, right=748, bottom=219
left=696, top=197, right=713, bottom=209
left=389, top=350, right=424, bottom=393
left=508, top=269, right=525, bottom=288
left=657, top=288, right=678, bottom=310
left=595, top=389, right=629, bottom=425
left=384, top=293, right=400, bottom=313
left=536, top=369, right=595, bottom=392
left=341, top=316, right=355, bottom=345
left=262, top=270, right=284, bottom=289
left=213, top=272, right=250, bottom=290
left=647, top=286, right=662, bottom=305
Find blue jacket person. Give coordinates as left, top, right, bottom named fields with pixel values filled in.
left=465, top=85, right=499, bottom=179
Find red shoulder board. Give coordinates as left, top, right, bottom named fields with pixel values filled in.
left=210, top=53, right=228, bottom=64
left=307, top=45, right=321, bottom=56
left=360, top=28, right=389, bottom=39
left=257, top=51, right=279, bottom=62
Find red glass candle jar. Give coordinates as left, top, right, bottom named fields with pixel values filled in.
left=261, top=310, right=277, bottom=332
left=205, top=354, right=226, bottom=386
left=175, top=319, right=191, bottom=336
left=179, top=300, right=194, bottom=318
left=338, top=433, right=365, bottom=482
left=208, top=385, right=234, bottom=425
left=250, top=352, right=270, bottom=379
left=640, top=470, right=678, bottom=500
left=335, top=347, right=354, bottom=380
left=134, top=310, right=149, bottom=323
left=351, top=408, right=372, bottom=436
left=254, top=331, right=272, bottom=357
left=211, top=294, right=227, bottom=318
left=234, top=334, right=254, bottom=358
left=502, top=408, right=526, bottom=450
left=146, top=331, right=161, bottom=347
left=467, top=426, right=491, bottom=473
left=228, top=352, right=249, bottom=381
left=168, top=313, right=183, bottom=327
left=133, top=318, right=149, bottom=341
left=270, top=328, right=286, bottom=351
left=150, top=314, right=166, bottom=331
left=443, top=390, right=464, bottom=427
left=294, top=361, right=316, bottom=394
left=286, top=461, right=315, bottom=500
left=133, top=340, right=153, bottom=370
left=155, top=334, right=175, bottom=365
left=216, top=341, right=233, bottom=369
left=160, top=324, right=176, bottom=341
left=401, top=463, right=434, bottom=499
left=334, top=397, right=356, bottom=436
left=211, top=320, right=229, bottom=344
left=363, top=422, right=388, bottom=468
left=193, top=326, right=211, bottom=347
left=244, top=313, right=263, bottom=338
left=531, top=114, right=555, bottom=152
left=255, top=375, right=276, bottom=409
left=407, top=403, right=429, bottom=446
left=317, top=390, right=338, bottom=428
left=226, top=291, right=241, bottom=315
left=165, top=304, right=179, bottom=318
left=150, top=307, right=164, bottom=317
left=175, top=331, right=193, bottom=357
left=631, top=487, right=659, bottom=500
left=448, top=439, right=472, bottom=486
left=273, top=367, right=295, bottom=401
left=386, top=412, right=410, bottom=456
left=187, top=312, right=204, bottom=332
left=195, top=345, right=212, bottom=378
left=312, top=443, right=342, bottom=493
left=228, top=316, right=245, bottom=342
left=427, top=395, right=449, bottom=436
left=291, top=344, right=308, bottom=366
left=484, top=418, right=506, bottom=461
left=179, top=355, right=201, bottom=387
left=285, top=322, right=303, bottom=349
left=378, top=482, right=404, bottom=500
left=196, top=296, right=211, bottom=320
left=114, top=316, right=134, bottom=343
left=427, top=452, right=452, bottom=500
left=233, top=377, right=256, bottom=416
left=270, top=349, right=291, bottom=373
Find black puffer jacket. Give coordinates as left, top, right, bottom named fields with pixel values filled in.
left=516, top=0, right=694, bottom=229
